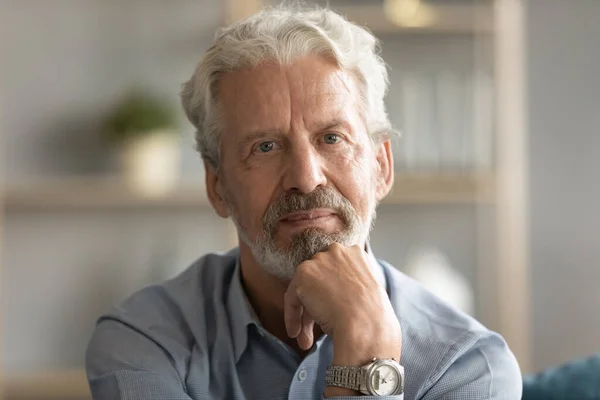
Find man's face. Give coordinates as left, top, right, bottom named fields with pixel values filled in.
left=209, top=55, right=392, bottom=279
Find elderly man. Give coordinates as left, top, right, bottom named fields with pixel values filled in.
left=86, top=6, right=521, bottom=400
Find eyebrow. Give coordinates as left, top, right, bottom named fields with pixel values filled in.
left=312, top=118, right=353, bottom=133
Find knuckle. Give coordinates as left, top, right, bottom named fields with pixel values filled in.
left=329, top=242, right=343, bottom=253
left=295, top=261, right=314, bottom=278
left=296, top=261, right=321, bottom=287
left=296, top=260, right=308, bottom=273
left=295, top=285, right=305, bottom=300
left=289, top=278, right=305, bottom=300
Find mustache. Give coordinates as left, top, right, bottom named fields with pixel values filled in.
left=262, top=187, right=355, bottom=231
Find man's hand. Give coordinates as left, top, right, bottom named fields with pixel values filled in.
left=283, top=243, right=402, bottom=368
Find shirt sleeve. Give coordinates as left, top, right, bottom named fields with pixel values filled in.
left=420, top=332, right=522, bottom=400
left=85, top=317, right=195, bottom=400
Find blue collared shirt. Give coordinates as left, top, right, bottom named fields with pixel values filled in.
left=86, top=248, right=522, bottom=399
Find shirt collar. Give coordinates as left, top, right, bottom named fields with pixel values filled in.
left=226, top=243, right=386, bottom=363
left=226, top=255, right=260, bottom=363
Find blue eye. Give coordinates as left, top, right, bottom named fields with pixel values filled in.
left=258, top=141, right=275, bottom=153
left=324, top=133, right=341, bottom=144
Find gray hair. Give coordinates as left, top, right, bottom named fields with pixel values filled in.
left=181, top=5, right=392, bottom=170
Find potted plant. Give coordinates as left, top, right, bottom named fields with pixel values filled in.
left=105, top=90, right=180, bottom=195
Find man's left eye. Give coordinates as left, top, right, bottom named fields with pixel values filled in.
left=323, top=133, right=341, bottom=144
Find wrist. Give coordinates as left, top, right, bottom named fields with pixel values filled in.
left=331, top=321, right=401, bottom=367
left=330, top=286, right=402, bottom=366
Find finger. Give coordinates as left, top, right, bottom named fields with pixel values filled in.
left=297, top=310, right=315, bottom=350
left=284, top=280, right=303, bottom=339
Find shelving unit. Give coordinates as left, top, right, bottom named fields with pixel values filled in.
left=3, top=173, right=495, bottom=211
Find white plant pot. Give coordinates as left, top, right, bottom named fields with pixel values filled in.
left=120, top=130, right=180, bottom=196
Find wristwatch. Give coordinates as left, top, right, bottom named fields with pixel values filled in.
left=325, top=358, right=404, bottom=396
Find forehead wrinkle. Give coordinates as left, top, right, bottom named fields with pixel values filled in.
left=293, top=73, right=358, bottom=134
left=301, top=91, right=358, bottom=135
left=310, top=71, right=359, bottom=112
left=221, top=65, right=292, bottom=137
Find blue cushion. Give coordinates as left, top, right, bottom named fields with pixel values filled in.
left=522, top=354, right=600, bottom=399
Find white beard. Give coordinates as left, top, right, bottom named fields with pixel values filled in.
left=231, top=203, right=376, bottom=281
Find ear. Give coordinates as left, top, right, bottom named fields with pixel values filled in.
left=205, top=161, right=230, bottom=218
left=374, top=139, right=394, bottom=202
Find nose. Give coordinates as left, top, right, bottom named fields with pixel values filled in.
left=282, top=142, right=327, bottom=193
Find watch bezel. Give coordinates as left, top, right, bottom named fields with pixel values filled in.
left=365, top=359, right=404, bottom=396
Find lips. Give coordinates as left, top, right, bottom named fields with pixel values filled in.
left=280, top=210, right=335, bottom=222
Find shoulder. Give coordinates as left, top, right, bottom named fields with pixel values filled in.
left=86, top=250, right=238, bottom=377
left=381, top=260, right=486, bottom=338
left=103, top=249, right=237, bottom=336
left=380, top=261, right=522, bottom=398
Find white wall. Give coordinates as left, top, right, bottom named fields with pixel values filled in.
left=526, top=0, right=600, bottom=371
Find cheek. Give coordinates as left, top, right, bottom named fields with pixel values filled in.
left=329, top=149, right=378, bottom=216
left=224, top=172, right=275, bottom=234
left=339, top=143, right=377, bottom=181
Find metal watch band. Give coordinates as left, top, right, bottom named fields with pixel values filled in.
left=325, top=365, right=363, bottom=391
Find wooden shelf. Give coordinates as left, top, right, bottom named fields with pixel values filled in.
left=4, top=178, right=212, bottom=211
left=386, top=172, right=495, bottom=205
left=2, top=173, right=494, bottom=211
left=3, top=369, right=90, bottom=400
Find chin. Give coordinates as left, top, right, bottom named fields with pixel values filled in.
left=277, top=227, right=331, bottom=248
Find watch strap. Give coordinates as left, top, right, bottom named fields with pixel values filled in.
left=325, top=365, right=363, bottom=391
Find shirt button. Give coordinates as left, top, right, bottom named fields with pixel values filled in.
left=298, top=369, right=308, bottom=381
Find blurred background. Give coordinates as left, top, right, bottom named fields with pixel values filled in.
left=0, top=0, right=598, bottom=398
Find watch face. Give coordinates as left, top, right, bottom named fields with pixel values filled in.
left=370, top=363, right=400, bottom=396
